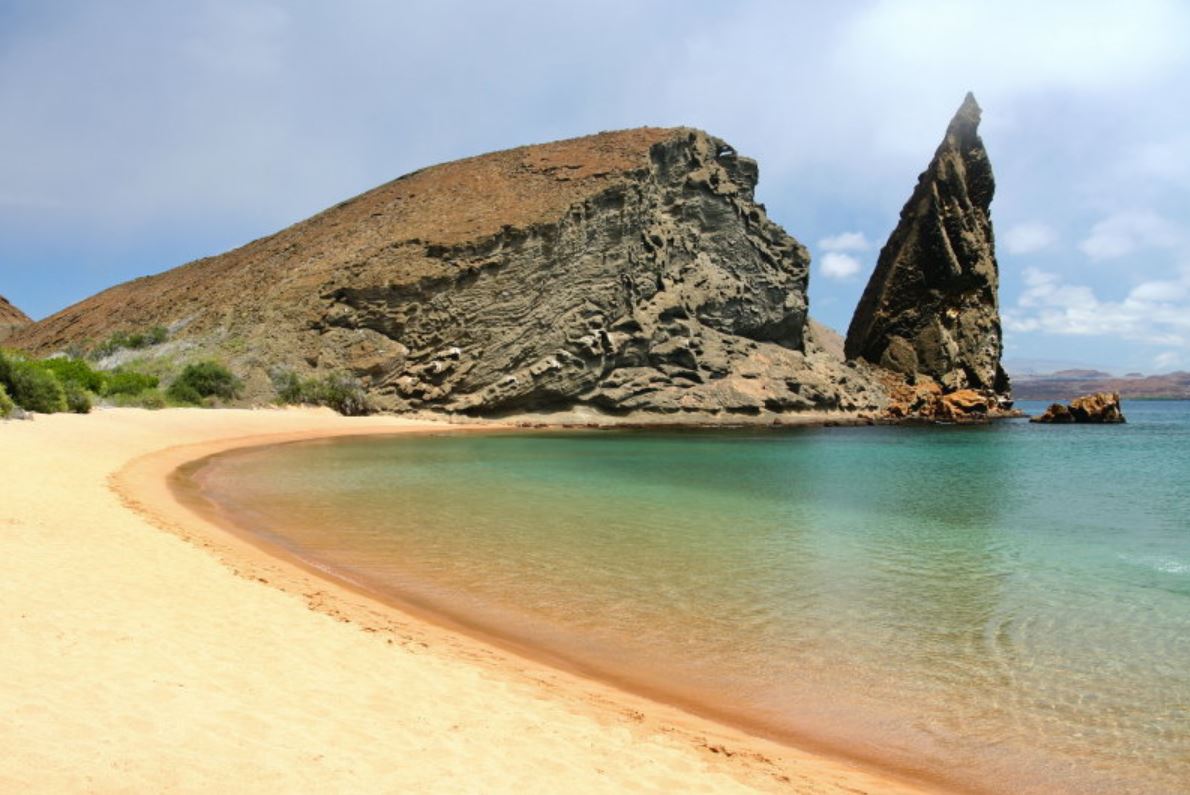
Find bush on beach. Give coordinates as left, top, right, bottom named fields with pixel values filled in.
left=167, top=361, right=242, bottom=405
left=0, top=349, right=162, bottom=415
left=38, top=356, right=106, bottom=393
left=63, top=380, right=93, bottom=414
left=272, top=369, right=372, bottom=416
left=4, top=358, right=68, bottom=414
left=103, top=369, right=160, bottom=397
left=0, top=383, right=15, bottom=418
left=115, top=388, right=167, bottom=409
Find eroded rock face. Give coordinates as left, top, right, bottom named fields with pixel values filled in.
left=0, top=295, right=31, bottom=342
left=325, top=132, right=822, bottom=415
left=881, top=375, right=1015, bottom=423
left=1031, top=392, right=1125, bottom=424
left=845, top=93, right=1008, bottom=397
left=11, top=128, right=885, bottom=419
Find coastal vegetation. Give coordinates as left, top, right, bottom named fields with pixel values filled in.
left=0, top=349, right=165, bottom=415
left=0, top=351, right=69, bottom=413
left=166, top=361, right=242, bottom=406
left=0, top=346, right=373, bottom=417
left=272, top=369, right=372, bottom=416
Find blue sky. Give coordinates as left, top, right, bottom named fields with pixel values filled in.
left=2, top=1, right=1188, bottom=373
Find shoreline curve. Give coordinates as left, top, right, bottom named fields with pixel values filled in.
left=3, top=406, right=943, bottom=794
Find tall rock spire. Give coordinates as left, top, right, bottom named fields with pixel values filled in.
left=845, top=93, right=1008, bottom=395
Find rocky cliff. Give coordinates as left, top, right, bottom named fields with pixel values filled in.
left=0, top=295, right=31, bottom=342
left=10, top=128, right=883, bottom=419
left=12, top=102, right=1013, bottom=422
left=845, top=93, right=1009, bottom=397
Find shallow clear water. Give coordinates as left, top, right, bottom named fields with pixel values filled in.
left=189, top=402, right=1190, bottom=794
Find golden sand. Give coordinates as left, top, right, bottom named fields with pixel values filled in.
left=0, top=407, right=938, bottom=793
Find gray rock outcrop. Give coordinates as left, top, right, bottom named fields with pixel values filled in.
left=329, top=132, right=814, bottom=414
left=845, top=93, right=1009, bottom=396
left=12, top=128, right=884, bottom=419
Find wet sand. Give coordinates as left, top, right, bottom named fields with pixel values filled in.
left=0, top=407, right=940, bottom=793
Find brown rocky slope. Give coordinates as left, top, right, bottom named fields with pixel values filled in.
left=0, top=295, right=32, bottom=342
left=11, top=128, right=885, bottom=418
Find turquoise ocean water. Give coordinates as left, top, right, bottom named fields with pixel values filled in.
left=188, top=401, right=1189, bottom=794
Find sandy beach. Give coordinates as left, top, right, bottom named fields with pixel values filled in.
left=0, top=407, right=938, bottom=794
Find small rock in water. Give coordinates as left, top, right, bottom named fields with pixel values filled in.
left=1031, top=392, right=1125, bottom=424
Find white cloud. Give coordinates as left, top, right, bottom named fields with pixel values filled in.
left=1005, top=266, right=1190, bottom=346
left=1003, top=222, right=1057, bottom=254
left=1079, top=210, right=1182, bottom=260
left=1128, top=279, right=1188, bottom=303
left=818, top=231, right=871, bottom=252
left=819, top=252, right=862, bottom=280
left=1154, top=350, right=1183, bottom=371
left=841, top=0, right=1189, bottom=96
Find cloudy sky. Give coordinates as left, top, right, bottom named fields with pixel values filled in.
left=2, top=0, right=1187, bottom=373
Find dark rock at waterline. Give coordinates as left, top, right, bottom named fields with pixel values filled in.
left=1031, top=392, right=1126, bottom=424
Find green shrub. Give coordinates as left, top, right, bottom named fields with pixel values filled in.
left=7, top=360, right=67, bottom=413
left=63, top=381, right=92, bottom=414
left=313, top=373, right=372, bottom=416
left=167, top=361, right=242, bottom=405
left=166, top=381, right=204, bottom=405
left=272, top=369, right=372, bottom=416
left=103, top=369, right=160, bottom=397
left=0, top=349, right=14, bottom=387
left=0, top=351, right=66, bottom=414
left=38, top=357, right=105, bottom=393
left=112, top=387, right=167, bottom=409
left=134, top=388, right=167, bottom=409
left=272, top=369, right=304, bottom=403
left=0, top=350, right=160, bottom=415
left=0, top=384, right=14, bottom=418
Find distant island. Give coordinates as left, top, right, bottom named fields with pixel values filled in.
left=1011, top=369, right=1190, bottom=400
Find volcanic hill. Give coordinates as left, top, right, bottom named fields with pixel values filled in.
left=11, top=96, right=1009, bottom=421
